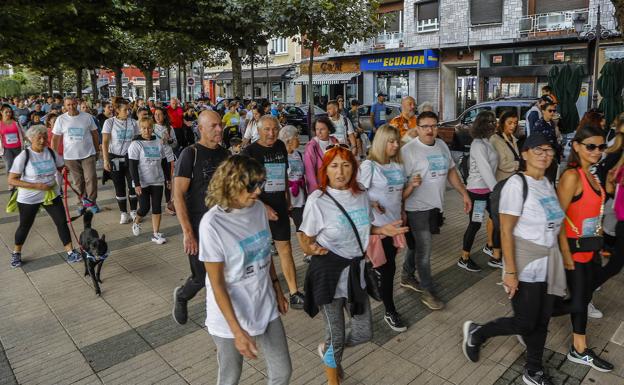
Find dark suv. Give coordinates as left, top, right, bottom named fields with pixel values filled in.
left=439, top=98, right=537, bottom=150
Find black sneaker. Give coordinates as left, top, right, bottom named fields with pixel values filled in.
left=567, top=346, right=614, bottom=372
left=172, top=286, right=188, bottom=325
left=400, top=275, right=423, bottom=292
left=487, top=257, right=503, bottom=269
left=384, top=312, right=407, bottom=332
left=457, top=257, right=482, bottom=272
left=289, top=291, right=305, bottom=310
left=482, top=244, right=494, bottom=257
left=10, top=252, right=21, bottom=268
left=522, top=369, right=553, bottom=385
left=462, top=321, right=482, bottom=362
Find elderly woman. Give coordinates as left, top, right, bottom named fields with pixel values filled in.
left=301, top=145, right=408, bottom=385
left=279, top=125, right=307, bottom=258
left=463, top=134, right=567, bottom=385
left=8, top=125, right=82, bottom=268
left=303, top=116, right=339, bottom=193
left=200, top=155, right=291, bottom=385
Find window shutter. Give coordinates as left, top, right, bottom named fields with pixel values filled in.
left=417, top=1, right=438, bottom=21
left=470, top=0, right=503, bottom=25
left=535, top=0, right=588, bottom=14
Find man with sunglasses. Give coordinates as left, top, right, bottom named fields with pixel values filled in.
left=533, top=101, right=562, bottom=183
left=171, top=110, right=230, bottom=325
left=400, top=111, right=472, bottom=310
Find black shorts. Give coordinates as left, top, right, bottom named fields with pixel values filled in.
left=290, top=206, right=304, bottom=232
left=267, top=200, right=291, bottom=241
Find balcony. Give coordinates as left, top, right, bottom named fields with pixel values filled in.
left=519, top=8, right=589, bottom=37
left=417, top=18, right=439, bottom=33
left=374, top=31, right=405, bottom=49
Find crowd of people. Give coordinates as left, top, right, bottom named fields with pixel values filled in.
left=2, top=90, right=624, bottom=385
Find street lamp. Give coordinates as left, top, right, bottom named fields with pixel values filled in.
left=573, top=5, right=615, bottom=109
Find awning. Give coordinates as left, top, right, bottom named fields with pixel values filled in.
left=214, top=67, right=292, bottom=83
left=292, top=72, right=360, bottom=85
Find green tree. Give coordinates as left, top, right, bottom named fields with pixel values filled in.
left=612, top=1, right=624, bottom=35
left=264, top=0, right=381, bottom=132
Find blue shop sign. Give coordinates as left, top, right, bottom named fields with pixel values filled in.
left=360, top=49, right=439, bottom=71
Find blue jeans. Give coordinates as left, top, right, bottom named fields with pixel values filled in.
left=402, top=210, right=433, bottom=291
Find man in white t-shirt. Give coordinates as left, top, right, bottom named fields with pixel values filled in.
left=52, top=96, right=100, bottom=212
left=399, top=111, right=472, bottom=311
left=327, top=100, right=356, bottom=152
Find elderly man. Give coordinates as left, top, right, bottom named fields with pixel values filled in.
left=242, top=115, right=305, bottom=309
left=172, top=110, right=230, bottom=324
left=390, top=96, right=417, bottom=142
left=51, top=96, right=100, bottom=213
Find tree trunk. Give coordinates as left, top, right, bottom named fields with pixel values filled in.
left=176, top=63, right=182, bottom=101
left=251, top=53, right=255, bottom=100
left=182, top=65, right=187, bottom=103
left=613, top=0, right=624, bottom=35
left=47, top=74, right=54, bottom=96
left=142, top=67, right=154, bottom=100
left=90, top=69, right=99, bottom=100
left=114, top=66, right=123, bottom=97
left=229, top=48, right=243, bottom=99
left=307, top=44, right=315, bottom=139
left=57, top=72, right=64, bottom=95
left=75, top=67, right=83, bottom=99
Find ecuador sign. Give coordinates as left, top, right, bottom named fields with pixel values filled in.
left=360, top=49, right=439, bottom=71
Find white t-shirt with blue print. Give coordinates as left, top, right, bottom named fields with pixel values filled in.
left=10, top=148, right=64, bottom=204
left=357, top=160, right=406, bottom=226
left=199, top=200, right=279, bottom=338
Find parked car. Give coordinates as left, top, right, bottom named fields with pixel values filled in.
left=439, top=98, right=538, bottom=151
left=283, top=104, right=328, bottom=136
left=356, top=102, right=401, bottom=134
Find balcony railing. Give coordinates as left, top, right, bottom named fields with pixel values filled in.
left=519, top=8, right=588, bottom=36
left=374, top=32, right=404, bottom=49
left=417, top=18, right=439, bottom=33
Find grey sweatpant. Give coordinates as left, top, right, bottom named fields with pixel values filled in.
left=210, top=318, right=292, bottom=385
left=319, top=297, right=372, bottom=368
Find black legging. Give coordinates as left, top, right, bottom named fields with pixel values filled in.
left=137, top=185, right=163, bottom=217
left=462, top=191, right=499, bottom=252
left=377, top=236, right=398, bottom=314
left=15, top=196, right=71, bottom=247
left=110, top=156, right=137, bottom=213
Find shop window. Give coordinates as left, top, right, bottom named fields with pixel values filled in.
left=415, top=1, right=439, bottom=32
left=270, top=38, right=288, bottom=55
left=470, top=0, right=503, bottom=25
left=489, top=53, right=513, bottom=67
left=535, top=0, right=588, bottom=15
left=518, top=53, right=532, bottom=66
left=376, top=71, right=409, bottom=103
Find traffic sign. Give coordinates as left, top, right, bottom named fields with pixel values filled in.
left=187, top=77, right=195, bottom=86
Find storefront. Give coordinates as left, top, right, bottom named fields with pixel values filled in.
left=359, top=49, right=439, bottom=105
left=440, top=48, right=480, bottom=120
left=213, top=65, right=296, bottom=101
left=292, top=60, right=361, bottom=106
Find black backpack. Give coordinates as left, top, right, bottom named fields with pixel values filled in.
left=489, top=173, right=528, bottom=229
left=458, top=152, right=470, bottom=184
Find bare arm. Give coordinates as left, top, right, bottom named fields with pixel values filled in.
left=500, top=213, right=520, bottom=298
left=447, top=168, right=472, bottom=213
left=102, top=133, right=111, bottom=170
left=557, top=169, right=579, bottom=270
left=8, top=173, right=49, bottom=191
left=174, top=176, right=197, bottom=255
left=91, top=130, right=100, bottom=151
left=51, top=134, right=61, bottom=153
left=300, top=233, right=328, bottom=256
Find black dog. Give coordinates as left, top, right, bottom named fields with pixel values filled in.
left=79, top=211, right=108, bottom=295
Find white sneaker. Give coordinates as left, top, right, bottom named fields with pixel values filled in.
left=130, top=210, right=137, bottom=221
left=588, top=302, right=603, bottom=319
left=120, top=212, right=131, bottom=224
left=132, top=223, right=141, bottom=236
left=152, top=233, right=167, bottom=244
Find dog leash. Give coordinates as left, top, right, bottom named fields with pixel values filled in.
left=62, top=167, right=84, bottom=252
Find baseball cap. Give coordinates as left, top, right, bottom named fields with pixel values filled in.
left=521, top=133, right=551, bottom=152
left=377, top=92, right=387, bottom=97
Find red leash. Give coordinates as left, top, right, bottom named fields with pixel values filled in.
left=62, top=167, right=83, bottom=251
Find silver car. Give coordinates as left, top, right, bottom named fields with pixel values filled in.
left=356, top=102, right=402, bottom=134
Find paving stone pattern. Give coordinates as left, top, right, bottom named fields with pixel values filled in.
left=1, top=167, right=623, bottom=385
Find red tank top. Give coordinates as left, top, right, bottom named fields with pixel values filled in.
left=564, top=168, right=604, bottom=263
left=0, top=120, right=22, bottom=149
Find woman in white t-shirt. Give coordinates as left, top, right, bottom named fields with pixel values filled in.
left=278, top=125, right=308, bottom=259
left=462, top=134, right=567, bottom=385
left=357, top=124, right=408, bottom=333
left=242, top=106, right=261, bottom=147
left=128, top=117, right=174, bottom=245
left=8, top=125, right=82, bottom=268
left=200, top=155, right=291, bottom=385
left=102, top=99, right=140, bottom=224
left=153, top=107, right=177, bottom=214
left=300, top=145, right=408, bottom=384
left=303, top=116, right=339, bottom=194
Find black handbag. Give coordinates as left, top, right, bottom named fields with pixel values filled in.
left=567, top=236, right=604, bottom=253
left=325, top=191, right=382, bottom=301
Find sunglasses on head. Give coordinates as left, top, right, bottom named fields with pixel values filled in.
left=246, top=178, right=266, bottom=193
left=326, top=143, right=350, bottom=150
left=578, top=142, right=607, bottom=152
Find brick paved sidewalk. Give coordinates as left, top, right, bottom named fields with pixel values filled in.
left=0, top=171, right=623, bottom=385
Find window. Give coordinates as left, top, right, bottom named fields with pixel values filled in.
left=270, top=38, right=288, bottom=55
left=518, top=53, right=532, bottom=66
left=535, top=0, right=588, bottom=14
left=462, top=106, right=492, bottom=125
left=415, top=1, right=439, bottom=32
left=470, top=0, right=503, bottom=25
left=380, top=10, right=402, bottom=33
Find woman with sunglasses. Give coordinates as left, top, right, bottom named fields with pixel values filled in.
left=301, top=145, right=408, bottom=385
left=463, top=134, right=567, bottom=385
left=303, top=116, right=339, bottom=193
left=532, top=101, right=562, bottom=183
left=200, top=155, right=291, bottom=385
left=556, top=125, right=615, bottom=372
